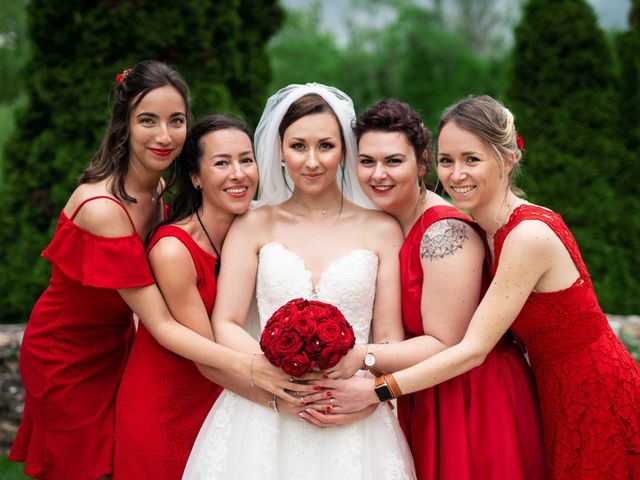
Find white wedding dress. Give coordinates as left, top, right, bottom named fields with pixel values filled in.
left=183, top=242, right=416, bottom=480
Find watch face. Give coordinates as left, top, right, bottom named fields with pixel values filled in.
left=364, top=353, right=376, bottom=368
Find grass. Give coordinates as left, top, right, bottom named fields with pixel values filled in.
left=0, top=454, right=27, bottom=479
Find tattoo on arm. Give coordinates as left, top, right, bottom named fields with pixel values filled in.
left=420, top=219, right=468, bottom=261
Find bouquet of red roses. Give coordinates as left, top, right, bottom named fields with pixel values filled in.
left=259, top=298, right=356, bottom=377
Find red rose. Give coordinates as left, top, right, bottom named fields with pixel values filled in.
left=317, top=345, right=343, bottom=370
left=304, top=336, right=323, bottom=356
left=275, top=331, right=303, bottom=357
left=337, top=323, right=356, bottom=350
left=280, top=306, right=302, bottom=331
left=293, top=317, right=317, bottom=339
left=317, top=320, right=341, bottom=344
left=281, top=352, right=312, bottom=377
left=305, top=302, right=328, bottom=320
left=259, top=298, right=354, bottom=376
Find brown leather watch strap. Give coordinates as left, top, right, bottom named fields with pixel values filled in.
left=384, top=374, right=402, bottom=399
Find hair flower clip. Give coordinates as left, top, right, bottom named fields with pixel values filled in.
left=516, top=134, right=525, bottom=150
left=116, top=68, right=132, bottom=84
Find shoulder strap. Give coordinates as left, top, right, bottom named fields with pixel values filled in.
left=419, top=205, right=474, bottom=233
left=70, top=195, right=136, bottom=230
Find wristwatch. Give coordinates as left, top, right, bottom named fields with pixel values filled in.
left=363, top=352, right=384, bottom=377
left=374, top=375, right=394, bottom=402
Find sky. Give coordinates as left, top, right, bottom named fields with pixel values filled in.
left=281, top=0, right=632, bottom=44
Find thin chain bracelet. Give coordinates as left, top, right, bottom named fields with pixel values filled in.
left=249, top=353, right=257, bottom=388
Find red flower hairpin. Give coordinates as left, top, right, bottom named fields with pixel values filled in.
left=115, top=68, right=132, bottom=84
left=516, top=134, right=525, bottom=150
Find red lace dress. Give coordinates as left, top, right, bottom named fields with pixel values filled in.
left=114, top=225, right=223, bottom=480
left=492, top=204, right=640, bottom=479
left=8, top=196, right=155, bottom=480
left=398, top=205, right=544, bottom=480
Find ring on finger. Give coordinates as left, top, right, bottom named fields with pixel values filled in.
left=329, top=397, right=334, bottom=405
left=288, top=376, right=294, bottom=383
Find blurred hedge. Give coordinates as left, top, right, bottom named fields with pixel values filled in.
left=0, top=0, right=283, bottom=322
left=507, top=0, right=639, bottom=313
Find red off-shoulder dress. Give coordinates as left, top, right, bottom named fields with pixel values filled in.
left=114, top=225, right=222, bottom=480
left=9, top=196, right=155, bottom=480
left=397, top=205, right=545, bottom=480
left=492, top=204, right=640, bottom=479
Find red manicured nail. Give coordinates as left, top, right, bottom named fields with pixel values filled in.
left=313, top=386, right=323, bottom=391
left=322, top=374, right=329, bottom=379
left=300, top=400, right=306, bottom=406
left=326, top=405, right=332, bottom=411
left=326, top=391, right=332, bottom=397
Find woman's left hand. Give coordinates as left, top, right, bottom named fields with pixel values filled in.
left=301, top=375, right=379, bottom=414
left=320, top=344, right=366, bottom=379
left=298, top=403, right=379, bottom=428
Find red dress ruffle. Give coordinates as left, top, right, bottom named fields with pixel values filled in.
left=9, top=197, right=154, bottom=480
left=493, top=204, right=640, bottom=479
left=114, top=225, right=223, bottom=480
left=398, top=205, right=545, bottom=480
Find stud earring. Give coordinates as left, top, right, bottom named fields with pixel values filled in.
left=281, top=160, right=285, bottom=167
left=194, top=184, right=202, bottom=190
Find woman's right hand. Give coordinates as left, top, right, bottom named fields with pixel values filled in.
left=251, top=354, right=316, bottom=405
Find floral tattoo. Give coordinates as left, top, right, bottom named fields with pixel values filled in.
left=420, top=219, right=468, bottom=261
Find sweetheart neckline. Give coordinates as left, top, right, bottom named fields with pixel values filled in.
left=259, top=241, right=377, bottom=297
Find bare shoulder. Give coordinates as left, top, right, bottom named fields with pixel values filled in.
left=148, top=234, right=192, bottom=265
left=501, top=219, right=559, bottom=261
left=420, top=217, right=482, bottom=261
left=356, top=206, right=402, bottom=236
left=65, top=183, right=132, bottom=237
left=224, top=204, right=274, bottom=249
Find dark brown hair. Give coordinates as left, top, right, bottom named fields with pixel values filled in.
left=355, top=99, right=433, bottom=186
left=80, top=60, right=191, bottom=202
left=278, top=93, right=345, bottom=148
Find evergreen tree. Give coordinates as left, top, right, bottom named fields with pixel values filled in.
left=506, top=0, right=635, bottom=313
left=0, top=0, right=282, bottom=322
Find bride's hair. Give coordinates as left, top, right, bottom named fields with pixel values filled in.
left=253, top=83, right=373, bottom=208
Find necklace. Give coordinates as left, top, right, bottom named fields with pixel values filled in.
left=195, top=208, right=221, bottom=277
left=290, top=196, right=341, bottom=215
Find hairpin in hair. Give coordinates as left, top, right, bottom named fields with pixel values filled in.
left=116, top=68, right=132, bottom=84
left=516, top=134, right=525, bottom=150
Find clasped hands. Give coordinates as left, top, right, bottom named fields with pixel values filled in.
left=251, top=346, right=380, bottom=428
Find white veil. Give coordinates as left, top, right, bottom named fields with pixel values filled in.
left=253, top=83, right=375, bottom=209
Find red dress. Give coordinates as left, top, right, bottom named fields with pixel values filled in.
left=8, top=196, right=155, bottom=480
left=114, top=225, right=223, bottom=480
left=493, top=204, right=640, bottom=479
left=398, top=205, right=545, bottom=480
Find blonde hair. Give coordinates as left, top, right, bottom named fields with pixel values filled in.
left=438, top=95, right=524, bottom=196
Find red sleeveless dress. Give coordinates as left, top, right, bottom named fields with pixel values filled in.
left=492, top=204, right=640, bottom=479
left=398, top=205, right=545, bottom=480
left=9, top=196, right=155, bottom=480
left=114, top=225, right=223, bottom=480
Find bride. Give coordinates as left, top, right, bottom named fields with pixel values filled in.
left=183, top=83, right=416, bottom=479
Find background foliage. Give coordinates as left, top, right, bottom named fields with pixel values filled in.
left=0, top=0, right=283, bottom=322
left=0, top=0, right=638, bottom=322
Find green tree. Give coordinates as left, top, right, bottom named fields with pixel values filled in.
left=0, top=0, right=29, bottom=102
left=507, top=0, right=636, bottom=312
left=0, top=0, right=283, bottom=323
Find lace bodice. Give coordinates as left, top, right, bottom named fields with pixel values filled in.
left=184, top=241, right=417, bottom=480
left=256, top=242, right=378, bottom=343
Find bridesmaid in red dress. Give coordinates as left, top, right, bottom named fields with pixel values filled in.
left=113, top=114, right=274, bottom=479
left=350, top=99, right=543, bottom=479
left=8, top=60, right=191, bottom=480
left=341, top=95, right=639, bottom=479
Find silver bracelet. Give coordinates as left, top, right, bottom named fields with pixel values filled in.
left=249, top=353, right=257, bottom=388
left=267, top=394, right=279, bottom=413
